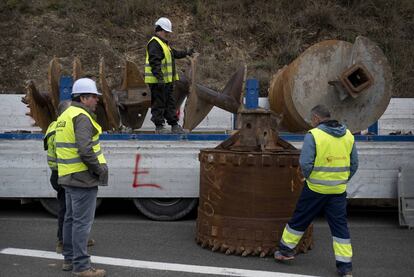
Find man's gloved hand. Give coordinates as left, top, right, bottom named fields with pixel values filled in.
left=98, top=164, right=108, bottom=186
left=186, top=48, right=195, bottom=57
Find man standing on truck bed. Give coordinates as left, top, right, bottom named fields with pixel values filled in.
left=144, top=17, right=194, bottom=134
left=274, top=105, right=358, bottom=277
left=55, top=78, right=108, bottom=277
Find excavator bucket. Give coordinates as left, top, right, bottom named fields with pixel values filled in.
left=99, top=58, right=120, bottom=130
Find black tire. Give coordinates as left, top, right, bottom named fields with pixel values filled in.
left=133, top=198, right=198, bottom=221
left=40, top=198, right=103, bottom=217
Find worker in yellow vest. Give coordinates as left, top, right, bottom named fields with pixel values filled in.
left=44, top=100, right=95, bottom=254
left=145, top=17, right=194, bottom=134
left=274, top=105, right=358, bottom=277
left=55, top=78, right=107, bottom=277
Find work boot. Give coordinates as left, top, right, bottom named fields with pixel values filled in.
left=72, top=267, right=106, bottom=277
left=171, top=124, right=186, bottom=134
left=155, top=125, right=169, bottom=134
left=56, top=240, right=63, bottom=254
left=338, top=271, right=353, bottom=277
left=87, top=239, right=95, bottom=247
left=58, top=239, right=94, bottom=253
left=62, top=260, right=73, bottom=271
left=274, top=250, right=295, bottom=261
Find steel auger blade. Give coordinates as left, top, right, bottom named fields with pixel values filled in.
left=99, top=58, right=120, bottom=130
left=72, top=57, right=82, bottom=81
left=117, top=60, right=150, bottom=130
left=183, top=59, right=246, bottom=131
left=48, top=57, right=61, bottom=113
left=24, top=80, right=55, bottom=132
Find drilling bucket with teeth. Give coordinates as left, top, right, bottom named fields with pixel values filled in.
left=196, top=109, right=313, bottom=257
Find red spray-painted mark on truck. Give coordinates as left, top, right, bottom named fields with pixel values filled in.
left=132, top=154, right=162, bottom=189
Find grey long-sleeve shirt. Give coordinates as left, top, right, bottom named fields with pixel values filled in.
left=58, top=102, right=108, bottom=188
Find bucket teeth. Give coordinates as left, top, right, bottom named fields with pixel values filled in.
left=220, top=244, right=229, bottom=253
left=235, top=246, right=244, bottom=255
left=260, top=249, right=269, bottom=258
left=211, top=241, right=221, bottom=252
left=253, top=247, right=262, bottom=256
left=201, top=240, right=209, bottom=248
left=225, top=247, right=235, bottom=255
left=242, top=248, right=253, bottom=257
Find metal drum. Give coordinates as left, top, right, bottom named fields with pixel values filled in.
left=268, top=36, right=392, bottom=133
left=196, top=110, right=313, bottom=257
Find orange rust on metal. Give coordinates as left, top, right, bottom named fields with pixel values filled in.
left=340, top=63, right=373, bottom=97
left=117, top=60, right=151, bottom=130
left=183, top=53, right=214, bottom=131
left=183, top=55, right=245, bottom=131
left=72, top=57, right=82, bottom=81
left=48, top=57, right=61, bottom=113
left=268, top=37, right=392, bottom=133
left=196, top=110, right=313, bottom=257
left=22, top=81, right=55, bottom=132
left=196, top=148, right=313, bottom=257
left=99, top=58, right=120, bottom=130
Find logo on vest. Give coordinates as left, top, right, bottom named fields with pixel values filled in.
left=326, top=156, right=346, bottom=163
left=56, top=121, right=66, bottom=128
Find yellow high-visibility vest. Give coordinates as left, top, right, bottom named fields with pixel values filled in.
left=306, top=128, right=354, bottom=194
left=44, top=121, right=57, bottom=170
left=55, top=106, right=106, bottom=177
left=144, top=36, right=179, bottom=83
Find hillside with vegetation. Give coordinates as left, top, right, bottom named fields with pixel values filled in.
left=0, top=0, right=413, bottom=96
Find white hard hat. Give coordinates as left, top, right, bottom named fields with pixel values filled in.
left=71, top=78, right=102, bottom=96
left=155, top=17, right=172, bottom=33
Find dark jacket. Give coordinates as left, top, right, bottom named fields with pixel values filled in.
left=58, top=102, right=108, bottom=188
left=147, top=34, right=188, bottom=82
left=300, top=120, right=358, bottom=180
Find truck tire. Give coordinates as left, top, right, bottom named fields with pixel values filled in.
left=133, top=198, right=198, bottom=221
left=40, top=198, right=103, bottom=217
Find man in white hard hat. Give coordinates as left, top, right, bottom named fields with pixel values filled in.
left=55, top=78, right=108, bottom=277
left=144, top=17, right=195, bottom=134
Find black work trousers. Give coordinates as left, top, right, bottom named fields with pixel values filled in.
left=50, top=169, right=66, bottom=242
left=149, top=83, right=178, bottom=127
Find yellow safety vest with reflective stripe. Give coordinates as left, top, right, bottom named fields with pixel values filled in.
left=55, top=106, right=106, bottom=177
left=44, top=121, right=57, bottom=170
left=306, top=128, right=354, bottom=194
left=144, top=36, right=179, bottom=83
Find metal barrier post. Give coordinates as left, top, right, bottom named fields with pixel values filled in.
left=59, top=76, right=73, bottom=101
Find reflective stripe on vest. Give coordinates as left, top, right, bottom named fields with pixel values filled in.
left=55, top=106, right=106, bottom=177
left=144, top=36, right=179, bottom=83
left=307, top=128, right=354, bottom=194
left=280, top=224, right=304, bottom=250
left=333, top=236, right=353, bottom=263
left=44, top=121, right=57, bottom=170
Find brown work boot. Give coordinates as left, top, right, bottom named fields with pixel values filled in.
left=58, top=239, right=94, bottom=253
left=62, top=260, right=73, bottom=271
left=87, top=239, right=95, bottom=247
left=72, top=267, right=106, bottom=277
left=56, top=240, right=63, bottom=254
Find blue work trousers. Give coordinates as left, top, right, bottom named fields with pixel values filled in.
left=62, top=186, right=97, bottom=272
left=279, top=184, right=352, bottom=274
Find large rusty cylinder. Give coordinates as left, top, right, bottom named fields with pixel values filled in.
left=268, top=36, right=392, bottom=133
left=196, top=149, right=313, bottom=257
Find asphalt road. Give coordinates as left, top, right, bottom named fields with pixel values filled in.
left=0, top=199, right=413, bottom=277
